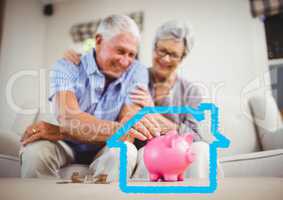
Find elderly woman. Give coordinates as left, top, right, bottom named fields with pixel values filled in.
left=132, top=21, right=211, bottom=179
left=63, top=20, right=218, bottom=179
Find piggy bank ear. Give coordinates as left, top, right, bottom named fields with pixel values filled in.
left=184, top=134, right=194, bottom=144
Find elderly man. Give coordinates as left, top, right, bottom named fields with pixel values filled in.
left=20, top=15, right=160, bottom=181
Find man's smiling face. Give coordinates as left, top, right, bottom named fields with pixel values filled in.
left=95, top=32, right=139, bottom=80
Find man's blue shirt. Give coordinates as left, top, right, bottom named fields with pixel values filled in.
left=49, top=49, right=148, bottom=157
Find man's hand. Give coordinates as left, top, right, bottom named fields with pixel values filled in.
left=121, top=114, right=161, bottom=141
left=135, top=114, right=161, bottom=139
left=21, top=121, right=64, bottom=146
left=118, top=102, right=161, bottom=142
left=63, top=49, right=81, bottom=65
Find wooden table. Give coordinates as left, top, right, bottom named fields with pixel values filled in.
left=0, top=177, right=282, bottom=200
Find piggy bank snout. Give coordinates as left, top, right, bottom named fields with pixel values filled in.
left=171, top=138, right=195, bottom=163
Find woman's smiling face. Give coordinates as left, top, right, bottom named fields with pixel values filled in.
left=152, top=39, right=185, bottom=79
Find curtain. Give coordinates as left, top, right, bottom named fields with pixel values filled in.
left=250, top=0, right=283, bottom=17
left=70, top=11, right=144, bottom=43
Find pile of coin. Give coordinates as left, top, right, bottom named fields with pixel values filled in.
left=56, top=172, right=110, bottom=184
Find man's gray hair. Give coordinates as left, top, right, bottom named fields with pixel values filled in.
left=154, top=20, right=194, bottom=58
left=96, top=14, right=141, bottom=42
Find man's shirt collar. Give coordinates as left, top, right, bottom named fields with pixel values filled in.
left=83, top=48, right=133, bottom=90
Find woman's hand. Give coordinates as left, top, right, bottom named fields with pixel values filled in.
left=130, top=85, right=154, bottom=107
left=63, top=49, right=81, bottom=65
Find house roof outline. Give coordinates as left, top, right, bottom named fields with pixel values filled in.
left=107, top=103, right=230, bottom=194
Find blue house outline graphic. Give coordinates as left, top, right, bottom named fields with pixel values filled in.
left=107, top=103, right=230, bottom=194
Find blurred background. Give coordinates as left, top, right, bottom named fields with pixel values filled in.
left=0, top=0, right=282, bottom=133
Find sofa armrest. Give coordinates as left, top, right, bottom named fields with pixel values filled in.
left=261, top=126, right=283, bottom=150
left=0, top=154, right=20, bottom=177
left=220, top=149, right=283, bottom=177
left=0, top=132, right=21, bottom=157
left=249, top=94, right=282, bottom=148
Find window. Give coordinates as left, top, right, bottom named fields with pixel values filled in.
left=264, top=13, right=283, bottom=59
left=265, top=13, right=283, bottom=115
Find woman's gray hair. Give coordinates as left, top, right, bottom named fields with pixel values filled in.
left=96, top=14, right=141, bottom=42
left=154, top=20, right=195, bottom=58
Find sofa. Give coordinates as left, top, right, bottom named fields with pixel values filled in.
left=0, top=94, right=283, bottom=178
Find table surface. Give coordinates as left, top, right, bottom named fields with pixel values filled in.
left=0, top=177, right=282, bottom=200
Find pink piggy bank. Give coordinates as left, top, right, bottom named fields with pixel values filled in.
left=143, top=130, right=195, bottom=181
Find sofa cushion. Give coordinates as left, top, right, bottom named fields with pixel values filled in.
left=11, top=108, right=39, bottom=136
left=200, top=96, right=260, bottom=158
left=35, top=110, right=59, bottom=125
left=220, top=149, right=283, bottom=177
left=260, top=126, right=283, bottom=151
left=249, top=94, right=282, bottom=149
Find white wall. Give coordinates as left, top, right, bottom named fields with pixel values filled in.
left=44, top=0, right=269, bottom=95
left=0, top=0, right=270, bottom=133
left=0, top=0, right=46, bottom=132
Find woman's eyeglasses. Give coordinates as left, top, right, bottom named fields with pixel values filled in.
left=155, top=47, right=183, bottom=61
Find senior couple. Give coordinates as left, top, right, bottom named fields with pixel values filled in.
left=20, top=14, right=214, bottom=181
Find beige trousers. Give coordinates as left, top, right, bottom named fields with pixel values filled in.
left=20, top=140, right=219, bottom=181
left=20, top=140, right=137, bottom=182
